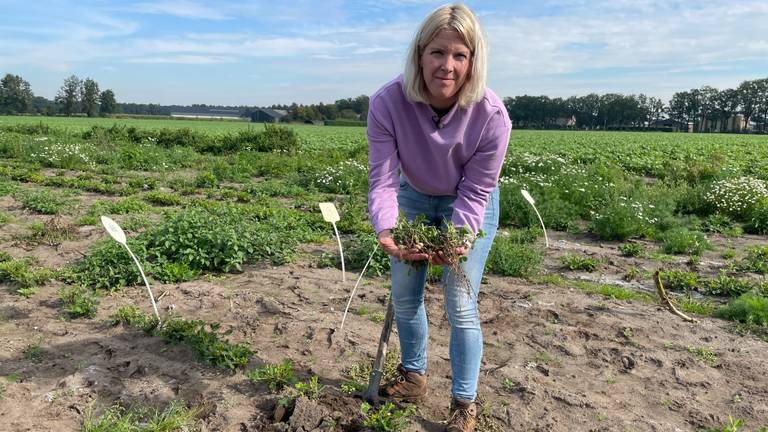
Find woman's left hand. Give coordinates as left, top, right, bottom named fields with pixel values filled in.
left=430, top=246, right=468, bottom=266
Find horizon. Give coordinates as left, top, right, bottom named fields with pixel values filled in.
left=1, top=0, right=767, bottom=107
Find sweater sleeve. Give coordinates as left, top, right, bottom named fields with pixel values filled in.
left=451, top=109, right=511, bottom=234
left=367, top=96, right=400, bottom=234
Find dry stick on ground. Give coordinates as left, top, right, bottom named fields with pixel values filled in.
left=653, top=270, right=698, bottom=323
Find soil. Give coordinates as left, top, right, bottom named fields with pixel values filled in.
left=1, top=205, right=768, bottom=431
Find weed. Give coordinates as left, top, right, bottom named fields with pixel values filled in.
left=623, top=265, right=640, bottom=282
left=143, top=191, right=185, bottom=206
left=660, top=228, right=711, bottom=256
left=677, top=298, right=716, bottom=316
left=737, top=246, right=768, bottom=274
left=294, top=375, right=324, bottom=399
left=160, top=317, right=253, bottom=371
left=82, top=400, right=199, bottom=432
left=700, top=415, right=768, bottom=432
left=605, top=374, right=617, bottom=385
left=24, top=337, right=44, bottom=362
left=486, top=235, right=543, bottom=278
left=722, top=249, right=737, bottom=260
left=619, top=242, right=645, bottom=257
left=572, top=280, right=656, bottom=303
left=5, top=373, right=19, bottom=383
left=88, top=197, right=150, bottom=217
left=560, top=253, right=603, bottom=272
left=15, top=189, right=70, bottom=214
left=22, top=217, right=77, bottom=246
left=502, top=378, right=518, bottom=393
left=152, top=261, right=200, bottom=284
left=343, top=234, right=390, bottom=277
left=346, top=349, right=400, bottom=386
left=0, top=258, right=54, bottom=297
left=340, top=381, right=366, bottom=394
left=716, top=293, right=768, bottom=326
left=369, top=311, right=386, bottom=323
left=658, top=270, right=699, bottom=293
left=360, top=401, right=417, bottom=432
left=194, top=171, right=218, bottom=188
left=704, top=272, right=754, bottom=297
left=687, top=346, right=718, bottom=367
left=109, top=305, right=158, bottom=332
left=246, top=359, right=296, bottom=391
left=59, top=285, right=99, bottom=319
left=533, top=351, right=562, bottom=367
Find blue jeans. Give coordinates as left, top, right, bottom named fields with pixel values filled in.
left=391, top=179, right=499, bottom=401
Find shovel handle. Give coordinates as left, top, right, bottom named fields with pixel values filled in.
left=364, top=299, right=395, bottom=402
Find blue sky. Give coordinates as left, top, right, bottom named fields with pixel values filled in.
left=1, top=0, right=766, bottom=106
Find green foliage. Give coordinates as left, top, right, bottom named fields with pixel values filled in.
left=59, top=285, right=99, bottom=319
left=716, top=293, right=768, bottom=326
left=158, top=316, right=252, bottom=370
left=294, top=375, right=324, bottom=399
left=705, top=177, right=768, bottom=220
left=343, top=234, right=390, bottom=277
left=660, top=228, right=711, bottom=256
left=152, top=261, right=200, bottom=283
left=314, top=160, right=367, bottom=194
left=194, top=171, right=218, bottom=188
left=745, top=199, right=768, bottom=234
left=143, top=191, right=185, bottom=206
left=737, top=246, right=768, bottom=274
left=658, top=270, right=699, bottom=292
left=703, top=272, right=755, bottom=297
left=702, top=213, right=743, bottom=237
left=560, top=253, right=603, bottom=272
left=0, top=258, right=53, bottom=297
left=590, top=201, right=650, bottom=240
left=109, top=305, right=157, bottom=328
left=82, top=400, right=199, bottom=432
left=246, top=359, right=296, bottom=391
left=618, top=242, right=645, bottom=257
left=88, top=197, right=149, bottom=216
left=15, top=189, right=69, bottom=214
left=66, top=239, right=145, bottom=291
left=360, top=401, right=417, bottom=432
left=23, top=217, right=77, bottom=246
left=486, top=234, right=543, bottom=278
left=687, top=346, right=718, bottom=367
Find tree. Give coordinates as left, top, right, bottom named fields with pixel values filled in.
left=99, top=89, right=117, bottom=116
left=56, top=75, right=82, bottom=116
left=80, top=78, right=100, bottom=117
left=0, top=73, right=34, bottom=114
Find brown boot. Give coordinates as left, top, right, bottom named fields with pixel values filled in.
left=378, top=364, right=427, bottom=403
left=445, top=398, right=478, bottom=432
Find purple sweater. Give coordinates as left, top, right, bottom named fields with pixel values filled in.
left=367, top=75, right=512, bottom=235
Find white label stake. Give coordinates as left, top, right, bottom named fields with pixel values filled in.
left=319, top=202, right=345, bottom=283
left=100, top=216, right=162, bottom=324
left=520, top=190, right=550, bottom=248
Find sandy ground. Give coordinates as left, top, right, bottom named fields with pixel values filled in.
left=1, top=205, right=768, bottom=431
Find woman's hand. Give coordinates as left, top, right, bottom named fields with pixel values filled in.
left=430, top=246, right=468, bottom=266
left=377, top=230, right=430, bottom=261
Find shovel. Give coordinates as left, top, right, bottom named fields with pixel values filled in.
left=362, top=298, right=395, bottom=404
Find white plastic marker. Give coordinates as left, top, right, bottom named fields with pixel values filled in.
left=100, top=216, right=161, bottom=323
left=520, top=189, right=550, bottom=248
left=319, top=202, right=345, bottom=283
left=339, top=241, right=379, bottom=334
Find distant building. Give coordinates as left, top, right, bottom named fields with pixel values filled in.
left=650, top=118, right=691, bottom=132
left=170, top=107, right=244, bottom=120
left=554, top=115, right=576, bottom=127
left=250, top=108, right=288, bottom=123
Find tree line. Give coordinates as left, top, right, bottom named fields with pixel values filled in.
left=1, top=71, right=766, bottom=132
left=503, top=77, right=768, bottom=132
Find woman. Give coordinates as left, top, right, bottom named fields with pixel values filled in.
left=366, top=4, right=511, bottom=432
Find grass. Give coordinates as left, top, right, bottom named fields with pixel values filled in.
left=559, top=253, right=604, bottom=272
left=687, top=346, right=718, bottom=367
left=246, top=359, right=296, bottom=391
left=82, top=400, right=199, bottom=432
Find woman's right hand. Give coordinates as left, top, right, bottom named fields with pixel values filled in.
left=377, top=229, right=429, bottom=261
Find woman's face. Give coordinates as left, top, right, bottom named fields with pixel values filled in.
left=420, top=29, right=472, bottom=109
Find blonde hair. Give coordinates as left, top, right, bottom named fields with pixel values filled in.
left=403, top=3, right=487, bottom=108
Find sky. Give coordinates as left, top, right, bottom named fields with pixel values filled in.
left=1, top=0, right=767, bottom=106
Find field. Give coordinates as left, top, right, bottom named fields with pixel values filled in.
left=0, top=115, right=767, bottom=431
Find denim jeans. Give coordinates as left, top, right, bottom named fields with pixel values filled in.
left=390, top=179, right=499, bottom=401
